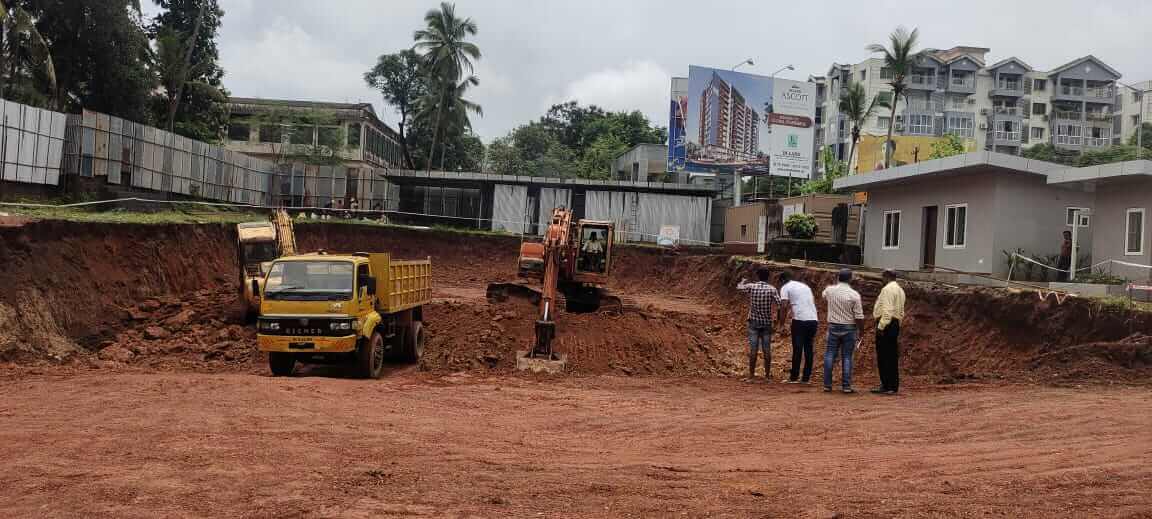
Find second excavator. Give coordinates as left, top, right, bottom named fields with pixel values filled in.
left=487, top=207, right=618, bottom=372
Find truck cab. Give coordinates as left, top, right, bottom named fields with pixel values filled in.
left=255, top=252, right=432, bottom=378
left=236, top=222, right=279, bottom=315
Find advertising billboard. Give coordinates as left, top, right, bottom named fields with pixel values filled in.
left=668, top=77, right=688, bottom=172
left=681, top=66, right=816, bottom=179
left=768, top=79, right=817, bottom=178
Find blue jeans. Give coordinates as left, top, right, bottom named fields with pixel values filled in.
left=747, top=323, right=772, bottom=377
left=823, top=324, right=857, bottom=389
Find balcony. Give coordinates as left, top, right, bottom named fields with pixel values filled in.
left=905, top=100, right=944, bottom=114
left=1053, top=110, right=1083, bottom=121
left=947, top=75, right=976, bottom=93
left=908, top=74, right=937, bottom=90
left=1054, top=83, right=1084, bottom=102
left=1084, top=86, right=1116, bottom=102
left=1085, top=136, right=1110, bottom=148
left=994, top=130, right=1021, bottom=144
left=1054, top=132, right=1082, bottom=146
left=1085, top=112, right=1115, bottom=124
left=991, top=80, right=1025, bottom=97
left=992, top=106, right=1022, bottom=117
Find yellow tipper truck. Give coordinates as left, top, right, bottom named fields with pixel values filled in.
left=255, top=252, right=432, bottom=378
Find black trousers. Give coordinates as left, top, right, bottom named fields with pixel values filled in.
left=875, top=319, right=901, bottom=391
left=790, top=320, right=818, bottom=381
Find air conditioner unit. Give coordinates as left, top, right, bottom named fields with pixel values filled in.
left=978, top=123, right=988, bottom=130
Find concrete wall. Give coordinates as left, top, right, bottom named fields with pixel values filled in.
left=864, top=172, right=1000, bottom=273
left=991, top=173, right=1096, bottom=273
left=1091, top=178, right=1152, bottom=282
left=862, top=169, right=1094, bottom=275
left=612, top=144, right=667, bottom=182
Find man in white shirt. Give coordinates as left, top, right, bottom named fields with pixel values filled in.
left=777, top=269, right=818, bottom=384
left=821, top=269, right=865, bottom=394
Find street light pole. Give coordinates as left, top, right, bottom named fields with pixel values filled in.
left=732, top=59, right=754, bottom=71
left=769, top=64, right=796, bottom=79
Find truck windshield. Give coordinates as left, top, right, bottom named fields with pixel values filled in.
left=242, top=242, right=279, bottom=263
left=264, top=261, right=354, bottom=300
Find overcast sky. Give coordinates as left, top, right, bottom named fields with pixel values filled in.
left=148, top=0, right=1151, bottom=141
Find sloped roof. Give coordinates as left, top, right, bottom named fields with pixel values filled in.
left=832, top=151, right=1065, bottom=191
left=1048, top=55, right=1122, bottom=78
left=985, top=57, right=1033, bottom=72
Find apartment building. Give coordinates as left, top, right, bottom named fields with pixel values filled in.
left=1118, top=80, right=1150, bottom=145
left=699, top=71, right=760, bottom=162
left=815, top=48, right=1134, bottom=172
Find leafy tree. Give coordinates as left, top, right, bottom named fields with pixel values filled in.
left=800, top=146, right=847, bottom=194
left=578, top=133, right=627, bottom=180
left=928, top=133, right=967, bottom=159
left=413, top=2, right=481, bottom=171
left=420, top=74, right=482, bottom=170
left=838, top=81, right=885, bottom=172
left=149, top=0, right=227, bottom=141
left=28, top=0, right=156, bottom=121
left=0, top=1, right=56, bottom=106
left=867, top=26, right=919, bottom=169
left=364, top=49, right=426, bottom=169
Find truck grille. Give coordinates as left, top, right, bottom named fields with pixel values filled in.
left=258, top=317, right=352, bottom=337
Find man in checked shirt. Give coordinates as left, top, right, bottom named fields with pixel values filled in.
left=737, top=268, right=781, bottom=382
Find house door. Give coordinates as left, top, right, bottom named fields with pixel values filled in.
left=922, top=206, right=938, bottom=270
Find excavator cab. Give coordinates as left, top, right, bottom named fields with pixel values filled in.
left=575, top=221, right=613, bottom=277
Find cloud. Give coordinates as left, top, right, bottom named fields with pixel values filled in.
left=546, top=61, right=672, bottom=128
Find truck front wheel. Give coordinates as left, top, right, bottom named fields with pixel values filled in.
left=357, top=332, right=386, bottom=379
left=269, top=352, right=296, bottom=376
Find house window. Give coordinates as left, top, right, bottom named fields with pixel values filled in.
left=1033, top=79, right=1047, bottom=91
left=883, top=211, right=901, bottom=249
left=880, top=67, right=893, bottom=80
left=1066, top=207, right=1091, bottom=227
left=1033, top=103, right=1047, bottom=116
left=1126, top=208, right=1145, bottom=255
left=1031, top=127, right=1045, bottom=140
left=227, top=123, right=250, bottom=142
left=740, top=224, right=748, bottom=238
left=877, top=116, right=891, bottom=129
left=347, top=123, right=361, bottom=148
left=877, top=91, right=893, bottom=106
left=907, top=114, right=933, bottom=135
left=860, top=70, right=867, bottom=81
left=944, top=204, right=967, bottom=248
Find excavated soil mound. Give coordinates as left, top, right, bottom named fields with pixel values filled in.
left=2, top=220, right=1151, bottom=383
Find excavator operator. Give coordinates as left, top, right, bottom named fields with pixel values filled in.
left=581, top=232, right=605, bottom=273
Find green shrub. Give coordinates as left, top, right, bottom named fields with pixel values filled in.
left=784, top=213, right=818, bottom=239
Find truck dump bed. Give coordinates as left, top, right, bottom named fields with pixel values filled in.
left=369, top=253, right=433, bottom=313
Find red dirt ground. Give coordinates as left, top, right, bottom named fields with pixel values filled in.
left=2, top=220, right=1152, bottom=517
left=1, top=373, right=1150, bottom=518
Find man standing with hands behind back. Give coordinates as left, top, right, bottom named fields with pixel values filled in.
left=872, top=270, right=906, bottom=395
left=821, top=269, right=865, bottom=394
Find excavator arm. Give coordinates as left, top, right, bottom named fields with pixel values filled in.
left=531, top=208, right=571, bottom=358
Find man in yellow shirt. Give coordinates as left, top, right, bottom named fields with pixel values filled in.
left=871, top=270, right=906, bottom=395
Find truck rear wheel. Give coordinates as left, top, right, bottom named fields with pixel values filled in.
left=357, top=332, right=386, bottom=379
left=269, top=352, right=296, bottom=376
left=402, top=321, right=425, bottom=364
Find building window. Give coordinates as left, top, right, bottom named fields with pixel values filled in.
left=317, top=126, right=341, bottom=147
left=883, top=210, right=901, bottom=250
left=880, top=67, right=893, bottom=80
left=347, top=123, right=361, bottom=148
left=944, top=204, right=967, bottom=248
left=946, top=116, right=974, bottom=138
left=740, top=224, right=748, bottom=238
left=1126, top=208, right=1145, bottom=256
left=877, top=116, right=891, bottom=129
left=860, top=70, right=867, bottom=81
left=1033, top=79, right=1046, bottom=91
left=907, top=114, right=932, bottom=135
left=1055, top=123, right=1082, bottom=145
left=1031, top=127, right=1045, bottom=140
left=289, top=125, right=314, bottom=145
left=1066, top=207, right=1091, bottom=227
left=1033, top=103, right=1047, bottom=116
left=876, top=91, right=893, bottom=106
left=227, top=123, right=250, bottom=142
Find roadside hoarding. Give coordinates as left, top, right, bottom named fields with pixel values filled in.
left=668, top=77, right=688, bottom=172
left=681, top=66, right=815, bottom=179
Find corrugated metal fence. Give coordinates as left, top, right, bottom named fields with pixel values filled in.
left=0, top=99, right=67, bottom=186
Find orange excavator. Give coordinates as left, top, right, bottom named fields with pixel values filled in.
left=487, top=207, right=617, bottom=370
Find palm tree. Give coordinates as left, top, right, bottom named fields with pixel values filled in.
left=866, top=26, right=919, bottom=169
left=0, top=1, right=56, bottom=105
left=838, top=81, right=887, bottom=173
left=419, top=75, right=482, bottom=170
left=413, top=2, right=481, bottom=172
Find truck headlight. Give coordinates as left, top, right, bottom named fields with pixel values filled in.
left=330, top=321, right=352, bottom=331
